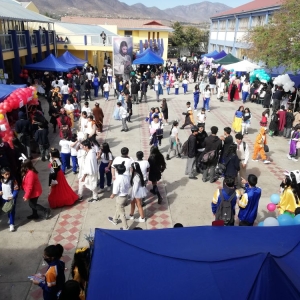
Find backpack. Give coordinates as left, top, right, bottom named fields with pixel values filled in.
left=201, top=150, right=217, bottom=163
left=215, top=189, right=235, bottom=226
left=181, top=140, right=189, bottom=156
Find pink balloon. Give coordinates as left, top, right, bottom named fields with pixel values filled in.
left=267, top=203, right=276, bottom=212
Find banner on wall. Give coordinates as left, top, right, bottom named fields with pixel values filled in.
left=112, top=37, right=133, bottom=81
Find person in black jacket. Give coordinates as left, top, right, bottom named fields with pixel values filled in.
left=185, top=126, right=198, bottom=179
left=220, top=127, right=233, bottom=162
left=84, top=78, right=92, bottom=101
left=126, top=96, right=133, bottom=122
left=284, top=105, right=294, bottom=138
left=131, top=79, right=140, bottom=104
left=34, top=123, right=50, bottom=161
left=195, top=125, right=208, bottom=173
left=140, top=79, right=148, bottom=102
left=202, top=126, right=222, bottom=183
left=273, top=86, right=284, bottom=111
left=224, top=143, right=240, bottom=179
left=15, top=111, right=32, bottom=159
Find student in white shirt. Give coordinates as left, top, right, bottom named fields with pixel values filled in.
left=197, top=108, right=206, bottom=129
left=111, top=147, right=134, bottom=180
left=81, top=101, right=92, bottom=116
left=64, top=99, right=75, bottom=128
left=135, top=151, right=149, bottom=182
left=203, top=85, right=211, bottom=112
left=98, top=142, right=113, bottom=192
left=174, top=80, right=179, bottom=95
left=59, top=132, right=71, bottom=173
left=107, top=67, right=113, bottom=84
left=150, top=115, right=164, bottom=146
left=103, top=80, right=110, bottom=101
left=108, top=162, right=131, bottom=230
left=86, top=115, right=99, bottom=147
left=70, top=133, right=79, bottom=174
left=117, top=101, right=128, bottom=132
left=235, top=133, right=250, bottom=187
left=61, top=83, right=69, bottom=104
left=166, top=120, right=180, bottom=160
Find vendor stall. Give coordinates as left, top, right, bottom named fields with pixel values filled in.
left=0, top=85, right=39, bottom=147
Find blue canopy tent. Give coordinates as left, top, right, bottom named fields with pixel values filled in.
left=201, top=50, right=218, bottom=58
left=210, top=50, right=227, bottom=60
left=135, top=47, right=151, bottom=58
left=132, top=50, right=164, bottom=65
left=87, top=226, right=300, bottom=300
left=266, top=66, right=300, bottom=88
left=24, top=54, right=75, bottom=72
left=57, top=51, right=87, bottom=67
left=0, top=84, right=27, bottom=102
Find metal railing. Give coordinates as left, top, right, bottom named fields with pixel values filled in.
left=0, top=34, right=13, bottom=51
left=89, top=35, right=112, bottom=46
left=40, top=33, right=46, bottom=45
left=49, top=32, right=54, bottom=44
left=17, top=33, right=26, bottom=48
left=30, top=33, right=37, bottom=46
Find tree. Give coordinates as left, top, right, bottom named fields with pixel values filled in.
left=184, top=26, right=202, bottom=56
left=245, top=0, right=300, bottom=71
left=171, top=21, right=185, bottom=51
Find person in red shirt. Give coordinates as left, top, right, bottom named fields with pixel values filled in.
left=21, top=159, right=51, bottom=220
left=277, top=105, right=287, bottom=136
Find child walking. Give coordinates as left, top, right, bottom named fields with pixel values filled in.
left=70, top=133, right=79, bottom=174
left=0, top=167, right=19, bottom=232
left=59, top=133, right=71, bottom=174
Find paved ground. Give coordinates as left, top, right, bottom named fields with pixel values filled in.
left=0, top=84, right=294, bottom=300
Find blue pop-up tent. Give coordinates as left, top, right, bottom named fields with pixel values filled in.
left=87, top=226, right=300, bottom=300
left=210, top=50, right=227, bottom=60
left=24, top=54, right=75, bottom=72
left=201, top=50, right=218, bottom=58
left=0, top=84, right=27, bottom=101
left=133, top=50, right=164, bottom=65
left=57, top=51, right=87, bottom=67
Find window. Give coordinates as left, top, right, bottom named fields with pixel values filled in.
left=212, top=21, right=218, bottom=29
left=252, top=16, right=265, bottom=27
left=219, top=20, right=226, bottom=30
left=124, top=30, right=132, bottom=37
left=226, top=46, right=232, bottom=53
left=227, top=19, right=236, bottom=30
left=238, top=18, right=249, bottom=30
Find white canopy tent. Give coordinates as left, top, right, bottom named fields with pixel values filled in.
left=223, top=60, right=261, bottom=72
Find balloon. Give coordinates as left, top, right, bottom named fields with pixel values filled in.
left=294, top=214, right=300, bottom=225
left=270, top=194, right=280, bottom=204
left=0, top=114, right=4, bottom=120
left=264, top=217, right=279, bottom=226
left=267, top=203, right=276, bottom=212
left=258, top=221, right=264, bottom=226
left=278, top=214, right=294, bottom=226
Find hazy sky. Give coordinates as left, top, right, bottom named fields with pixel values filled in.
left=120, top=0, right=250, bottom=10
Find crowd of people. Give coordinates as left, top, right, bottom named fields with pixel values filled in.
left=4, top=55, right=300, bottom=299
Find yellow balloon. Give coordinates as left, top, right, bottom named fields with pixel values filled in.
left=0, top=114, right=4, bottom=120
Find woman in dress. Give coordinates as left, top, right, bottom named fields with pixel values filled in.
left=232, top=106, right=244, bottom=133
left=64, top=98, right=75, bottom=128
left=287, top=125, right=300, bottom=161
left=277, top=174, right=300, bottom=216
left=98, top=142, right=113, bottom=193
left=148, top=146, right=166, bottom=204
left=161, top=98, right=168, bottom=125
left=127, top=162, right=147, bottom=222
left=242, top=107, right=252, bottom=135
left=48, top=100, right=60, bottom=133
left=48, top=148, right=78, bottom=209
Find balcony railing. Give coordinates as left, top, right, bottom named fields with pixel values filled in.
left=40, top=33, right=46, bottom=45
left=49, top=32, right=54, bottom=44
left=30, top=33, right=37, bottom=46
left=56, top=33, right=113, bottom=46
left=0, top=34, right=13, bottom=51
left=17, top=33, right=26, bottom=49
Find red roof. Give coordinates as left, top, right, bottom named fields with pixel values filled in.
left=212, top=0, right=282, bottom=18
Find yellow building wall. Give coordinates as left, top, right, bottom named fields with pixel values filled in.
left=3, top=51, right=14, bottom=60
left=25, top=2, right=40, bottom=13
left=117, top=29, right=169, bottom=61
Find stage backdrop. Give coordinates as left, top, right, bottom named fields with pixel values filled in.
left=113, top=37, right=133, bottom=81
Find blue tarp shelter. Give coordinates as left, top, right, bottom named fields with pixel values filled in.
left=201, top=50, right=218, bottom=58
left=87, top=226, right=300, bottom=300
left=266, top=66, right=300, bottom=88
left=133, top=50, right=164, bottom=65
left=0, top=84, right=27, bottom=101
left=210, top=50, right=227, bottom=60
left=24, top=54, right=75, bottom=72
left=135, top=48, right=151, bottom=58
left=57, top=51, right=87, bottom=67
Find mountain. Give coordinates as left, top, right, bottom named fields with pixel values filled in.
left=164, top=2, right=231, bottom=23
left=18, top=0, right=231, bottom=23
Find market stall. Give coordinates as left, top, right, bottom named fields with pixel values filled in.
left=57, top=51, right=87, bottom=67
left=0, top=85, right=39, bottom=147
left=223, top=60, right=261, bottom=72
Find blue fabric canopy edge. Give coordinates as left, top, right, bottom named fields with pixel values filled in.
left=210, top=50, right=227, bottom=60
left=201, top=50, right=219, bottom=58
left=57, top=51, right=87, bottom=67
left=0, top=84, right=27, bottom=101
left=87, top=226, right=300, bottom=300
left=24, top=54, right=75, bottom=72
left=133, top=50, right=164, bottom=65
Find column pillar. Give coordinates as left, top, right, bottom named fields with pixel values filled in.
left=24, top=30, right=32, bottom=64
left=8, top=30, right=21, bottom=83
